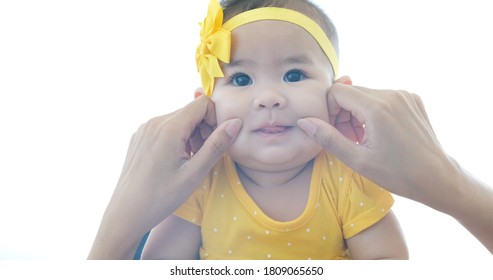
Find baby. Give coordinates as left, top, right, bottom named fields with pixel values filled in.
left=141, top=0, right=408, bottom=259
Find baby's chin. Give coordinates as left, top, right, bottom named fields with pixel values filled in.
left=228, top=145, right=323, bottom=172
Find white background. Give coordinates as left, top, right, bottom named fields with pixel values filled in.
left=0, top=0, right=491, bottom=260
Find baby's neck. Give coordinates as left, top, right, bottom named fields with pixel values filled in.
left=235, top=159, right=315, bottom=222
left=236, top=160, right=314, bottom=189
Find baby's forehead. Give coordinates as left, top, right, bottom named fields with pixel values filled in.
left=230, top=20, right=314, bottom=44
left=227, top=21, right=332, bottom=66
left=223, top=10, right=338, bottom=73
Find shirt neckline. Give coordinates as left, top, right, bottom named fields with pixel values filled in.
left=225, top=153, right=323, bottom=232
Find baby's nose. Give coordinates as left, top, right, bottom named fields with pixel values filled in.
left=253, top=90, right=287, bottom=110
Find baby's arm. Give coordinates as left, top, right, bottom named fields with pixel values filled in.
left=346, top=210, right=408, bottom=259
left=140, top=215, right=201, bottom=259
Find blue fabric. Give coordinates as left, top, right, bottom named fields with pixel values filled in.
left=133, top=231, right=150, bottom=260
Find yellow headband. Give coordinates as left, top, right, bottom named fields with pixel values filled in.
left=196, top=0, right=339, bottom=97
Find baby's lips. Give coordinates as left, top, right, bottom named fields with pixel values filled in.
left=257, top=126, right=290, bottom=133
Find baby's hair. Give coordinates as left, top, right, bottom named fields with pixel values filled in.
left=220, top=0, right=339, bottom=55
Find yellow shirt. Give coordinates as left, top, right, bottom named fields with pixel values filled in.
left=174, top=152, right=394, bottom=260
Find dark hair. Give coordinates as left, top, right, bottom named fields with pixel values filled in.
left=220, top=0, right=339, bottom=55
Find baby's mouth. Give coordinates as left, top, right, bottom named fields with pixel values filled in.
left=255, top=125, right=293, bottom=135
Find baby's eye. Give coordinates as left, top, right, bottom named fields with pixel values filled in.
left=283, top=70, right=306, bottom=83
left=230, top=73, right=252, bottom=87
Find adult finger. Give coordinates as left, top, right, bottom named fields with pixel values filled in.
left=185, top=118, right=243, bottom=185
left=169, top=95, right=217, bottom=142
left=297, top=117, right=363, bottom=168
left=327, top=84, right=379, bottom=126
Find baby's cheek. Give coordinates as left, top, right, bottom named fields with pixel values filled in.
left=211, top=96, right=227, bottom=125
left=213, top=92, right=247, bottom=120
left=317, top=92, right=330, bottom=120
left=301, top=95, right=329, bottom=121
left=213, top=102, right=240, bottom=125
left=319, top=103, right=330, bottom=121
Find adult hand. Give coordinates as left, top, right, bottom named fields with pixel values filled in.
left=297, top=81, right=493, bottom=253
left=88, top=94, right=242, bottom=259
left=298, top=80, right=450, bottom=206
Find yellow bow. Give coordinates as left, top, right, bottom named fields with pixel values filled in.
left=196, top=0, right=231, bottom=97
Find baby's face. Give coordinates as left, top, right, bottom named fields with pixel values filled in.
left=212, top=20, right=333, bottom=171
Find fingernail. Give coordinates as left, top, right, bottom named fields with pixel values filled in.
left=225, top=118, right=242, bottom=138
left=297, top=119, right=317, bottom=138
left=343, top=80, right=352, bottom=85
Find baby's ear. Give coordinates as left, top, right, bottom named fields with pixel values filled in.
left=194, top=87, right=206, bottom=99
left=334, top=75, right=352, bottom=85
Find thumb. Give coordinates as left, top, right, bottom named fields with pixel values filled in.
left=297, top=118, right=361, bottom=166
left=187, top=118, right=243, bottom=174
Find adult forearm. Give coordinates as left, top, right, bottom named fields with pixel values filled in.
left=451, top=167, right=493, bottom=254
left=417, top=156, right=493, bottom=254
left=88, top=207, right=147, bottom=260
left=88, top=229, right=141, bottom=260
